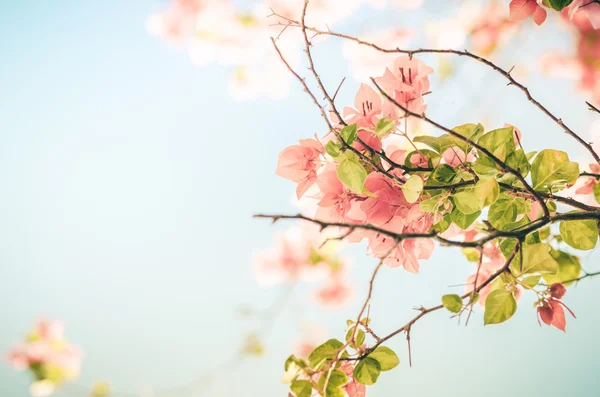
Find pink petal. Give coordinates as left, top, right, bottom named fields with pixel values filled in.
left=509, top=0, right=536, bottom=21
left=533, top=5, right=547, bottom=25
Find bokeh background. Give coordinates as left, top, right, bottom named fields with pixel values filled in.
left=1, top=1, right=599, bottom=396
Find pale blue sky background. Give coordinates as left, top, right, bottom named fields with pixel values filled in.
left=1, top=1, right=599, bottom=396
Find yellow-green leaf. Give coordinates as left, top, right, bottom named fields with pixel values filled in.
left=484, top=289, right=517, bottom=325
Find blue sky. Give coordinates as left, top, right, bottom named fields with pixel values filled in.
left=1, top=1, right=599, bottom=396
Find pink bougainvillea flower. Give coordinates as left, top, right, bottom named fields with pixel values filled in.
left=407, top=152, right=430, bottom=169
left=313, top=277, right=354, bottom=308
left=527, top=200, right=543, bottom=220
left=509, top=0, right=547, bottom=26
left=537, top=283, right=576, bottom=332
left=441, top=147, right=476, bottom=167
left=314, top=164, right=366, bottom=223
left=569, top=0, right=600, bottom=29
left=537, top=300, right=575, bottom=331
left=366, top=205, right=434, bottom=273
left=354, top=129, right=384, bottom=152
left=253, top=223, right=330, bottom=286
left=550, top=282, right=567, bottom=299
left=340, top=362, right=367, bottom=397
left=276, top=137, right=324, bottom=199
left=375, top=55, right=433, bottom=115
left=253, top=223, right=353, bottom=309
left=337, top=83, right=399, bottom=152
left=343, top=83, right=397, bottom=129
left=358, top=173, right=405, bottom=226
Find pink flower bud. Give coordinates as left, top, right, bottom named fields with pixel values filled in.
left=549, top=283, right=566, bottom=299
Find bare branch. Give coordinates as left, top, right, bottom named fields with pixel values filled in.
left=587, top=101, right=600, bottom=115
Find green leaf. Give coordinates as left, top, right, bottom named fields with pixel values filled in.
left=544, top=250, right=581, bottom=286
left=474, top=155, right=499, bottom=177
left=376, top=118, right=395, bottom=136
left=484, top=289, right=517, bottom=325
left=308, top=339, right=345, bottom=369
left=559, top=217, right=598, bottom=250
left=488, top=194, right=527, bottom=231
left=340, top=124, right=358, bottom=145
left=368, top=346, right=399, bottom=371
left=337, top=159, right=367, bottom=193
left=513, top=243, right=558, bottom=275
left=317, top=370, right=348, bottom=397
left=451, top=123, right=484, bottom=154
left=505, top=149, right=531, bottom=178
left=285, top=354, right=307, bottom=371
left=531, top=149, right=579, bottom=192
left=442, top=294, right=463, bottom=313
left=420, top=195, right=445, bottom=213
left=413, top=135, right=441, bottom=153
left=401, top=175, right=424, bottom=204
left=432, top=213, right=452, bottom=233
left=291, top=380, right=312, bottom=397
left=594, top=182, right=600, bottom=204
left=477, top=126, right=515, bottom=162
left=474, top=178, right=500, bottom=207
left=345, top=328, right=365, bottom=349
left=544, top=0, right=574, bottom=11
left=521, top=275, right=541, bottom=289
left=462, top=247, right=481, bottom=262
left=451, top=207, right=481, bottom=230
left=428, top=164, right=459, bottom=185
left=499, top=238, right=518, bottom=259
left=325, top=141, right=342, bottom=158
left=353, top=357, right=381, bottom=385
left=452, top=190, right=482, bottom=215
left=404, top=149, right=440, bottom=168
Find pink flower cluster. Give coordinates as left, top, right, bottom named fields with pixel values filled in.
left=276, top=56, right=436, bottom=273
left=253, top=223, right=353, bottom=308
left=537, top=283, right=576, bottom=331
left=7, top=319, right=83, bottom=397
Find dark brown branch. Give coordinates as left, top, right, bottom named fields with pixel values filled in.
left=587, top=101, right=600, bottom=114
left=581, top=171, right=600, bottom=179
left=254, top=211, right=600, bottom=250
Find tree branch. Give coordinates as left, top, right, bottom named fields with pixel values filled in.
left=270, top=19, right=600, bottom=165
left=254, top=211, right=600, bottom=250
